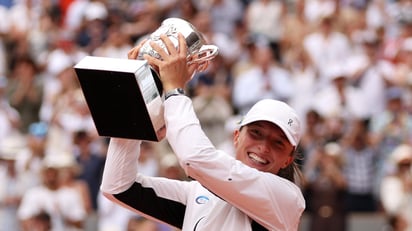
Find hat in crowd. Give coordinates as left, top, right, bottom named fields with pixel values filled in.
left=239, top=99, right=301, bottom=147
left=390, top=144, right=412, bottom=165
left=84, top=1, right=108, bottom=21
left=29, top=122, right=48, bottom=138
left=0, top=134, right=27, bottom=160
left=385, top=86, right=403, bottom=101
left=42, top=152, right=79, bottom=169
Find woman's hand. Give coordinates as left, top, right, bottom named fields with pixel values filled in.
left=127, top=33, right=204, bottom=92
left=143, top=33, right=197, bottom=92
left=127, top=38, right=148, bottom=60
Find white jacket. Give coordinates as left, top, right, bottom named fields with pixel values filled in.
left=100, top=95, right=305, bottom=231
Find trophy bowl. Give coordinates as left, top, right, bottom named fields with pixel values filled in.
left=138, top=17, right=219, bottom=77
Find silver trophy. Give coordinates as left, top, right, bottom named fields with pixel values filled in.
left=74, top=18, right=219, bottom=142
left=138, top=17, right=219, bottom=78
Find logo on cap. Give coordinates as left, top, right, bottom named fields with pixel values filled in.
left=288, top=119, right=293, bottom=126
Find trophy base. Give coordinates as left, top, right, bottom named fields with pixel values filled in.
left=74, top=56, right=165, bottom=142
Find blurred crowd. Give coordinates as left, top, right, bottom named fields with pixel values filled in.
left=0, top=0, right=412, bottom=230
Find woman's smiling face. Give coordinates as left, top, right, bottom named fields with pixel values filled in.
left=233, top=121, right=295, bottom=175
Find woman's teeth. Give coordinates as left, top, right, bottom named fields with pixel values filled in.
left=248, top=153, right=268, bottom=164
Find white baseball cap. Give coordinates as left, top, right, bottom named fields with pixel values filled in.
left=390, top=144, right=412, bottom=165
left=0, top=134, right=27, bottom=160
left=239, top=99, right=302, bottom=147
left=42, top=152, right=79, bottom=169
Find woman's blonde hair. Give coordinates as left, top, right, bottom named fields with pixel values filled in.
left=277, top=149, right=305, bottom=186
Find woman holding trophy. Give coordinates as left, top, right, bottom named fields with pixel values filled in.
left=100, top=18, right=305, bottom=231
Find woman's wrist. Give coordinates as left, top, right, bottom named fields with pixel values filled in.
left=164, top=88, right=185, bottom=100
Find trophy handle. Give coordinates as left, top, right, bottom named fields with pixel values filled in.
left=187, top=45, right=219, bottom=64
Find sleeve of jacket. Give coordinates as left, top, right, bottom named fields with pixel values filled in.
left=99, top=138, right=191, bottom=229
left=100, top=138, right=141, bottom=195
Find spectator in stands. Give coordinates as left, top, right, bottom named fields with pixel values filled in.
left=283, top=46, right=319, bottom=121
left=15, top=121, right=49, bottom=189
left=206, top=0, right=243, bottom=38
left=18, top=153, right=88, bottom=231
left=48, top=87, right=96, bottom=155
left=92, top=25, right=133, bottom=59
left=345, top=29, right=388, bottom=119
left=0, top=134, right=27, bottom=231
left=232, top=42, right=294, bottom=115
left=380, top=144, right=412, bottom=231
left=299, top=109, right=327, bottom=167
left=7, top=56, right=43, bottom=133
left=282, top=0, right=314, bottom=60
left=189, top=56, right=234, bottom=146
left=58, top=151, right=93, bottom=224
left=303, top=142, right=348, bottom=231
left=311, top=63, right=369, bottom=121
left=72, top=129, right=106, bottom=230
left=75, top=0, right=109, bottom=54
left=369, top=86, right=412, bottom=191
left=244, top=0, right=287, bottom=62
left=341, top=119, right=379, bottom=212
left=303, top=14, right=352, bottom=88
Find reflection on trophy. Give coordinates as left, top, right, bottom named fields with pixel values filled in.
left=74, top=18, right=219, bottom=142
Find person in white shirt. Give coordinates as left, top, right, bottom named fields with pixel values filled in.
left=232, top=43, right=294, bottom=115
left=18, top=153, right=87, bottom=231
left=311, top=63, right=369, bottom=121
left=100, top=33, right=305, bottom=231
left=380, top=144, right=412, bottom=231
left=303, top=14, right=352, bottom=88
left=0, top=135, right=27, bottom=231
left=245, top=0, right=287, bottom=62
